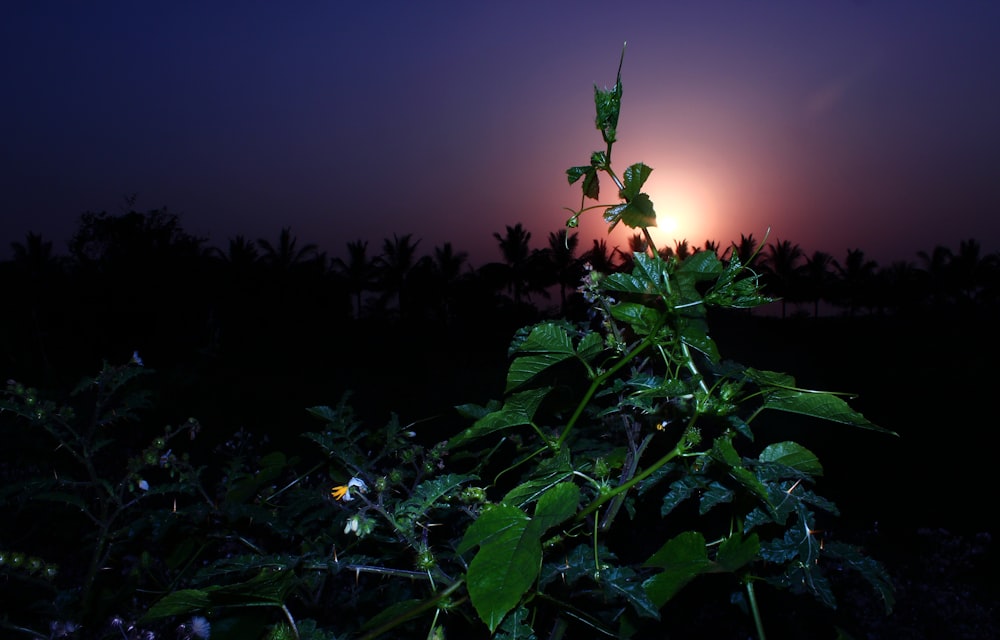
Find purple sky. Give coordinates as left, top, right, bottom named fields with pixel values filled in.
left=3, top=2, right=999, bottom=266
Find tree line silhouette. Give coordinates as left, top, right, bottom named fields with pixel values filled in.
left=3, top=206, right=999, bottom=390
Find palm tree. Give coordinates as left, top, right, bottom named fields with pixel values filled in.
left=727, top=233, right=761, bottom=270
left=257, top=227, right=319, bottom=272
left=881, top=260, right=925, bottom=314
left=331, top=239, right=375, bottom=319
left=492, top=223, right=535, bottom=305
left=545, top=229, right=582, bottom=314
left=10, top=232, right=57, bottom=278
left=211, top=235, right=260, bottom=270
left=762, top=239, right=804, bottom=319
left=801, top=251, right=835, bottom=318
left=431, top=242, right=469, bottom=322
left=673, top=239, right=693, bottom=260
left=614, top=233, right=648, bottom=272
left=833, top=248, right=879, bottom=316
left=949, top=238, right=992, bottom=305
left=375, top=233, right=421, bottom=316
left=701, top=239, right=722, bottom=258
left=917, top=244, right=953, bottom=307
left=582, top=238, right=617, bottom=274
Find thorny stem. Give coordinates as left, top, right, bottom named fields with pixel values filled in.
left=556, top=329, right=660, bottom=448
left=599, top=426, right=654, bottom=532
left=576, top=436, right=687, bottom=522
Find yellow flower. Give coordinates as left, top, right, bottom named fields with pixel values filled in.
left=331, top=477, right=368, bottom=502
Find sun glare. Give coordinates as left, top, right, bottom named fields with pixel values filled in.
left=607, top=170, right=717, bottom=254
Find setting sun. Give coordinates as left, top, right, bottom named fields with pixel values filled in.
left=604, top=168, right=721, bottom=255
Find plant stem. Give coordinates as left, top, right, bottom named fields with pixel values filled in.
left=576, top=438, right=685, bottom=522
left=745, top=578, right=767, bottom=640
left=556, top=333, right=657, bottom=448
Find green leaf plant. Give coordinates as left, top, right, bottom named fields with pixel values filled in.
left=451, top=44, right=897, bottom=638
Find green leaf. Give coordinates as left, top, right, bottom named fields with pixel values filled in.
left=494, top=605, right=538, bottom=640
left=594, top=48, right=624, bottom=144
left=660, top=475, right=705, bottom=517
left=679, top=319, right=720, bottom=362
left=823, top=540, right=895, bottom=614
left=506, top=323, right=576, bottom=392
left=764, top=388, right=891, bottom=433
left=620, top=163, right=653, bottom=200
left=576, top=332, right=605, bottom=362
left=143, top=569, right=294, bottom=621
left=33, top=491, right=88, bottom=511
left=448, top=387, right=551, bottom=448
left=716, top=532, right=760, bottom=572
left=530, top=482, right=580, bottom=532
left=676, top=250, right=723, bottom=279
left=603, top=269, right=651, bottom=294
left=744, top=368, right=895, bottom=434
left=460, top=484, right=580, bottom=633
left=758, top=442, right=823, bottom=477
left=600, top=565, right=660, bottom=620
left=712, top=436, right=771, bottom=505
left=396, top=474, right=476, bottom=527
left=698, top=481, right=734, bottom=514
left=604, top=193, right=656, bottom=231
left=454, top=399, right=502, bottom=420
left=460, top=504, right=539, bottom=633
left=643, top=531, right=712, bottom=607
left=566, top=165, right=600, bottom=200
left=609, top=302, right=662, bottom=335
left=501, top=449, right=574, bottom=508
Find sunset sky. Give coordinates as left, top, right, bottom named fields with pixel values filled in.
left=3, top=1, right=999, bottom=266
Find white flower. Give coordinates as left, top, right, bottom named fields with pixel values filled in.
left=137, top=479, right=149, bottom=491
left=344, top=515, right=360, bottom=534
left=190, top=615, right=211, bottom=639
left=331, top=477, right=368, bottom=502
left=131, top=351, right=144, bottom=366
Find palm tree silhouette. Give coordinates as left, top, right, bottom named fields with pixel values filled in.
left=949, top=238, right=993, bottom=305
left=492, top=223, right=535, bottom=305
left=430, top=242, right=470, bottom=323
left=544, top=229, right=582, bottom=314
left=332, top=239, right=374, bottom=320
left=833, top=249, right=879, bottom=316
left=214, top=235, right=260, bottom=268
left=374, top=233, right=421, bottom=316
left=257, top=227, right=319, bottom=272
left=918, top=243, right=957, bottom=307
left=614, top=233, right=648, bottom=272
left=582, top=238, right=617, bottom=273
left=727, top=233, right=761, bottom=270
left=10, top=232, right=58, bottom=277
left=700, top=239, right=721, bottom=258
left=763, top=239, right=804, bottom=319
left=801, top=251, right=835, bottom=318
left=673, top=239, right=693, bottom=260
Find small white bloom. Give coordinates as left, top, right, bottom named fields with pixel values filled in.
left=331, top=477, right=368, bottom=502
left=137, top=479, right=149, bottom=491
left=344, top=515, right=360, bottom=534
left=131, top=351, right=144, bottom=366
left=190, top=615, right=211, bottom=639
